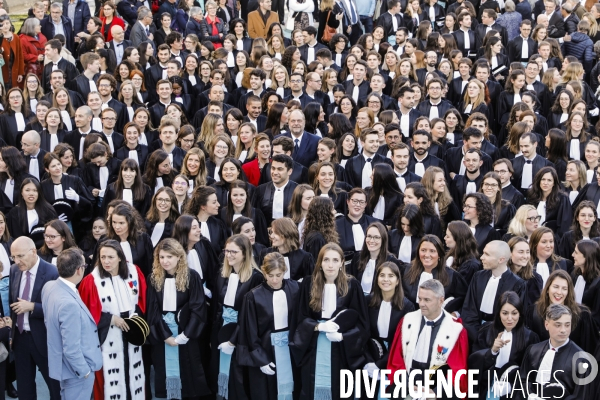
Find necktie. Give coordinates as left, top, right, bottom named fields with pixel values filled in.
left=294, top=138, right=299, bottom=155
left=362, top=158, right=373, bottom=188
left=145, top=26, right=149, bottom=36
left=480, top=274, right=501, bottom=314
left=352, top=84, right=359, bottom=103
left=521, top=159, right=533, bottom=189
left=536, top=345, right=557, bottom=384
left=347, top=0, right=358, bottom=24
left=413, top=320, right=435, bottom=363
left=29, top=156, right=39, bottom=180
left=17, top=271, right=31, bottom=333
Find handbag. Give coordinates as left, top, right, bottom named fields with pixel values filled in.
left=321, top=11, right=337, bottom=43
left=285, top=12, right=297, bottom=31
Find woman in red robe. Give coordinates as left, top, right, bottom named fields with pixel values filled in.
left=79, top=239, right=147, bottom=400
left=0, top=15, right=25, bottom=90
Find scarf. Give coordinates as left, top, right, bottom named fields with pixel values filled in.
left=163, top=312, right=181, bottom=399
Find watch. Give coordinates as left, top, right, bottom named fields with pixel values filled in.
left=84, top=371, right=91, bottom=379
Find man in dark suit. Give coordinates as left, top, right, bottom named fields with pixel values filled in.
left=63, top=0, right=91, bottom=40
left=260, top=136, right=309, bottom=184
left=41, top=70, right=85, bottom=109
left=41, top=39, right=78, bottom=93
left=561, top=1, right=580, bottom=35
left=40, top=4, right=74, bottom=52
left=345, top=129, right=393, bottom=188
left=252, top=154, right=299, bottom=225
left=73, top=52, right=100, bottom=102
left=238, top=69, right=268, bottom=115
left=415, top=51, right=444, bottom=86
left=507, top=20, right=538, bottom=64
left=298, top=26, right=327, bottom=65
left=453, top=12, right=476, bottom=60
left=344, top=60, right=370, bottom=104
left=395, top=86, right=422, bottom=142
left=106, top=25, right=132, bottom=65
left=511, top=132, right=555, bottom=194
left=149, top=79, right=173, bottom=128
left=545, top=0, right=566, bottom=38
left=21, top=131, right=47, bottom=182
left=243, top=95, right=268, bottom=134
left=377, top=0, right=404, bottom=39
left=129, top=6, right=154, bottom=47
left=416, top=78, right=454, bottom=121
left=64, top=106, right=105, bottom=160
left=493, top=158, right=525, bottom=209
left=96, top=75, right=127, bottom=133
left=475, top=9, right=508, bottom=48
left=9, top=237, right=61, bottom=400
left=274, top=109, right=319, bottom=169
left=144, top=44, right=171, bottom=105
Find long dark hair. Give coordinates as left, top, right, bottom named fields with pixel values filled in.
left=572, top=201, right=600, bottom=243
left=395, top=203, right=424, bottom=237
left=335, top=132, right=358, bottom=161
left=369, top=261, right=406, bottom=309
left=39, top=219, right=77, bottom=256
left=444, top=221, right=479, bottom=272
left=265, top=102, right=286, bottom=133
left=329, top=113, right=354, bottom=141
left=107, top=203, right=144, bottom=246
left=172, top=214, right=199, bottom=251
left=304, top=102, right=323, bottom=134
left=368, top=164, right=402, bottom=211
left=405, top=182, right=438, bottom=218
left=546, top=128, right=568, bottom=165
left=225, top=180, right=253, bottom=228
left=143, top=150, right=176, bottom=189
left=18, top=178, right=55, bottom=216
left=405, top=235, right=449, bottom=286
left=574, top=240, right=600, bottom=282
left=0, top=146, right=27, bottom=180
left=95, top=239, right=129, bottom=279
left=487, top=291, right=526, bottom=352
left=115, top=158, right=147, bottom=202
left=526, top=167, right=562, bottom=211
left=358, top=222, right=390, bottom=273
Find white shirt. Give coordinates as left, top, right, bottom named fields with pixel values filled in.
left=18, top=260, right=40, bottom=331
left=273, top=181, right=289, bottom=219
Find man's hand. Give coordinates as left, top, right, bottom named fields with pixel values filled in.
left=92, top=188, right=100, bottom=197
left=10, top=298, right=34, bottom=315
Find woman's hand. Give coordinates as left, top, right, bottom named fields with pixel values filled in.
left=37, top=54, right=44, bottom=62
left=491, top=332, right=510, bottom=353
left=111, top=315, right=130, bottom=332
left=92, top=188, right=100, bottom=197
left=165, top=337, right=178, bottom=346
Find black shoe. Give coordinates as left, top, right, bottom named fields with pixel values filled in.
left=6, top=382, right=17, bottom=398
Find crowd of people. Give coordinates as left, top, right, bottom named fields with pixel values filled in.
left=0, top=0, right=597, bottom=398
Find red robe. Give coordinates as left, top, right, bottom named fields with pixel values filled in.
left=387, top=313, right=470, bottom=398
left=78, top=266, right=147, bottom=400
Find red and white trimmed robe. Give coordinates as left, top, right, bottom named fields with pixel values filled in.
left=387, top=309, right=470, bottom=398
left=79, top=264, right=147, bottom=400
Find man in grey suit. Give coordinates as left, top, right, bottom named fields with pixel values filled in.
left=130, top=6, right=154, bottom=47
left=42, top=248, right=102, bottom=400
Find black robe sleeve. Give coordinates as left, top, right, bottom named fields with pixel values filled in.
left=252, top=207, right=270, bottom=247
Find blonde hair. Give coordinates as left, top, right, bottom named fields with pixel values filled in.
left=197, top=113, right=222, bottom=147
left=150, top=238, right=190, bottom=292
left=507, top=204, right=537, bottom=238
left=181, top=148, right=209, bottom=186
left=221, top=234, right=259, bottom=282
left=422, top=166, right=453, bottom=219
left=235, top=122, right=257, bottom=160
left=561, top=62, right=584, bottom=84
left=463, top=79, right=485, bottom=109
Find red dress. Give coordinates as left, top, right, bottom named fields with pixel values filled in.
left=100, top=16, right=126, bottom=42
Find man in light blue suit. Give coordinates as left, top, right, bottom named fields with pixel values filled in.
left=42, top=248, right=102, bottom=400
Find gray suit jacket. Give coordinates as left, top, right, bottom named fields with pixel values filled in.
left=130, top=20, right=150, bottom=47
left=42, top=279, right=102, bottom=381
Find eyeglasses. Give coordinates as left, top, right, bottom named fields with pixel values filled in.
left=483, top=183, right=498, bottom=188
left=44, top=234, right=60, bottom=240
left=494, top=169, right=508, bottom=175
left=98, top=84, right=111, bottom=88
left=102, top=117, right=116, bottom=121
left=223, top=249, right=240, bottom=255
left=9, top=252, right=31, bottom=261
left=181, top=138, right=194, bottom=143
left=173, top=181, right=188, bottom=186
left=463, top=204, right=476, bottom=210
left=215, top=144, right=229, bottom=150
left=156, top=198, right=171, bottom=204
left=527, top=216, right=542, bottom=222
left=366, top=235, right=381, bottom=241
left=350, top=199, right=366, bottom=206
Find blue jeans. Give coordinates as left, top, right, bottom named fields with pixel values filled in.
left=360, top=15, right=373, bottom=33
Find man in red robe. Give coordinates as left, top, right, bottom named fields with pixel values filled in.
left=387, top=279, right=470, bottom=399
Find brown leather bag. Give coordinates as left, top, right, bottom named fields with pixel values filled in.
left=321, top=11, right=337, bottom=43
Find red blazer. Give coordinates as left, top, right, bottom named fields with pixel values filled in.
left=1, top=33, right=25, bottom=89
left=19, top=33, right=47, bottom=79
left=100, top=16, right=126, bottom=42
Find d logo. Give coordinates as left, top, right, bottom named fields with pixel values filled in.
left=572, top=351, right=598, bottom=386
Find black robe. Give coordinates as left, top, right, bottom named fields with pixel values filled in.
left=450, top=173, right=484, bottom=207
left=252, top=181, right=299, bottom=226
left=335, top=214, right=379, bottom=261
left=102, top=182, right=153, bottom=218
left=502, top=184, right=525, bottom=210
left=444, top=146, right=493, bottom=177
left=114, top=144, right=150, bottom=174
left=468, top=324, right=540, bottom=399
left=388, top=231, right=421, bottom=264
left=528, top=193, right=573, bottom=237
left=494, top=201, right=516, bottom=237
left=519, top=339, right=591, bottom=399
left=473, top=223, right=502, bottom=255
left=288, top=278, right=369, bottom=400
left=402, top=267, right=468, bottom=313
left=511, top=154, right=555, bottom=195
left=218, top=207, right=269, bottom=247
left=452, top=257, right=482, bottom=285
left=364, top=189, right=403, bottom=228
left=210, top=269, right=264, bottom=399
left=572, top=272, right=600, bottom=329
left=344, top=153, right=393, bottom=189
left=39, top=129, right=68, bottom=153
left=201, top=216, right=230, bottom=255
left=6, top=205, right=57, bottom=248
left=146, top=270, right=211, bottom=398
left=143, top=219, right=175, bottom=247
left=237, top=280, right=301, bottom=400
left=348, top=253, right=405, bottom=294
left=572, top=182, right=600, bottom=211
left=190, top=238, right=220, bottom=294
left=315, top=189, right=348, bottom=216
left=462, top=269, right=527, bottom=342
left=63, top=129, right=107, bottom=160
